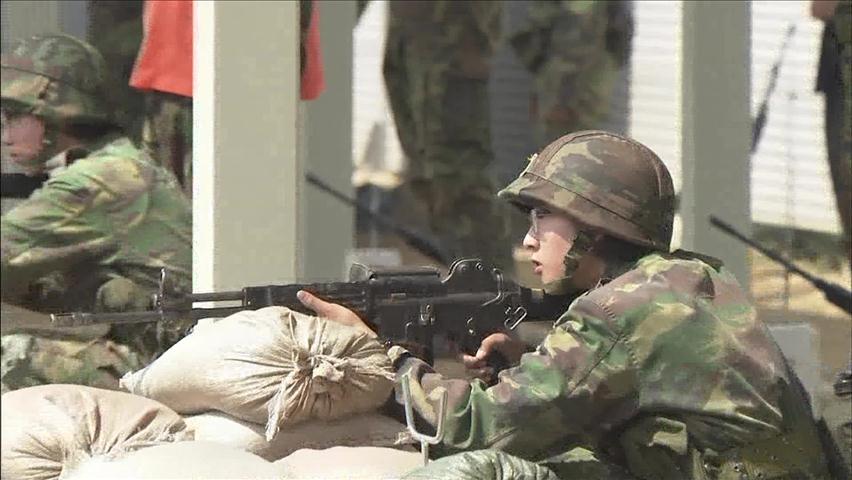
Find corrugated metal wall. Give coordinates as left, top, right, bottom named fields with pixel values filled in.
left=629, top=0, right=683, bottom=193
left=750, top=1, right=839, bottom=234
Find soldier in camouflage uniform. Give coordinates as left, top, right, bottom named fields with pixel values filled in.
left=510, top=1, right=632, bottom=147
left=0, top=34, right=192, bottom=392
left=383, top=0, right=514, bottom=270
left=300, top=131, right=834, bottom=478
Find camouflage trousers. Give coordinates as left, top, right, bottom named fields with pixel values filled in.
left=142, top=91, right=193, bottom=199
left=1, top=333, right=143, bottom=394
left=510, top=1, right=620, bottom=147
left=383, top=14, right=515, bottom=271
left=529, top=54, right=617, bottom=147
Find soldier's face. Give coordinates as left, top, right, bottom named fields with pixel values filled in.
left=523, top=209, right=579, bottom=284
left=1, top=110, right=47, bottom=176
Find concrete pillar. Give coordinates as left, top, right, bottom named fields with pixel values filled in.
left=680, top=1, right=751, bottom=286
left=301, top=0, right=356, bottom=281
left=193, top=1, right=302, bottom=292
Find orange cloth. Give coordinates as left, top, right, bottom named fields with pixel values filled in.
left=300, top=0, right=325, bottom=100
left=130, top=0, right=324, bottom=100
left=130, top=0, right=193, bottom=98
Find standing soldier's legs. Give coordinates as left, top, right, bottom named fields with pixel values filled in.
left=142, top=91, right=193, bottom=198
left=383, top=21, right=419, bottom=164
left=414, top=66, right=513, bottom=270
left=532, top=57, right=616, bottom=146
left=383, top=3, right=513, bottom=271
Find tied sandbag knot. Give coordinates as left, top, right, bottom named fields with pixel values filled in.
left=266, top=346, right=395, bottom=442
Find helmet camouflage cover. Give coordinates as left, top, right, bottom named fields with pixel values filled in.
left=1, top=33, right=113, bottom=126
left=499, top=130, right=675, bottom=251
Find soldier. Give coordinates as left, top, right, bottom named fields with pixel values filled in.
left=1, top=34, right=192, bottom=392
left=510, top=1, right=632, bottom=146
left=383, top=0, right=515, bottom=271
left=300, top=131, right=834, bottom=478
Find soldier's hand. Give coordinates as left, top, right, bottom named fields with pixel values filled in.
left=460, top=332, right=526, bottom=382
left=296, top=290, right=377, bottom=338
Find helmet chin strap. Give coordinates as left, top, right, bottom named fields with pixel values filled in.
left=541, top=230, right=598, bottom=296
left=35, top=124, right=65, bottom=166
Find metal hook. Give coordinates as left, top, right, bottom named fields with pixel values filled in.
left=400, top=372, right=447, bottom=466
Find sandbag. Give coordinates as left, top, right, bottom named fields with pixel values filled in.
left=1, top=384, right=192, bottom=480
left=402, top=450, right=559, bottom=480
left=63, top=441, right=281, bottom=480
left=275, top=446, right=423, bottom=480
left=121, top=306, right=395, bottom=441
left=185, top=410, right=414, bottom=461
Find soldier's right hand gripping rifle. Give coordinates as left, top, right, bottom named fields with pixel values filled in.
left=50, top=258, right=573, bottom=372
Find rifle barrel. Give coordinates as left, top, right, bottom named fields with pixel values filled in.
left=51, top=306, right=248, bottom=327
left=709, top=216, right=813, bottom=282
left=709, top=215, right=852, bottom=315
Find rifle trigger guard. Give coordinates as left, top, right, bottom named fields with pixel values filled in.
left=504, top=306, right=527, bottom=331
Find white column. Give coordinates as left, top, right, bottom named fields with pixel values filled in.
left=301, top=0, right=356, bottom=281
left=193, top=0, right=302, bottom=292
left=680, top=0, right=751, bottom=287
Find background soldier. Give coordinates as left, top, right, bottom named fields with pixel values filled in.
left=510, top=1, right=633, bottom=146
left=383, top=0, right=515, bottom=271
left=300, top=131, right=834, bottom=478
left=0, top=34, right=192, bottom=392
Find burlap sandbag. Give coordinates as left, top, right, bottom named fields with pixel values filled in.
left=185, top=410, right=414, bottom=461
left=275, top=446, right=423, bottom=480
left=121, top=306, right=395, bottom=441
left=63, top=441, right=281, bottom=480
left=1, top=384, right=192, bottom=480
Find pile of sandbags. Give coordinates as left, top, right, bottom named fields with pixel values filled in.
left=121, top=306, right=404, bottom=452
left=1, top=384, right=192, bottom=480
left=185, top=410, right=411, bottom=460
left=275, top=446, right=423, bottom=480
left=63, top=441, right=283, bottom=480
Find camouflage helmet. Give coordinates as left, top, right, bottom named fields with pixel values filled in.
left=498, top=130, right=675, bottom=251
left=1, top=33, right=113, bottom=127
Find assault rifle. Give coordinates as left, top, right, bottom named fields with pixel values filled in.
left=50, top=258, right=572, bottom=366
left=709, top=215, right=852, bottom=315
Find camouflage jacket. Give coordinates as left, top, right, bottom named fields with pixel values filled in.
left=390, top=252, right=830, bottom=479
left=1, top=134, right=192, bottom=314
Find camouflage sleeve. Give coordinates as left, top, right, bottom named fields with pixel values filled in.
left=392, top=298, right=638, bottom=460
left=510, top=1, right=607, bottom=75
left=1, top=171, right=117, bottom=300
